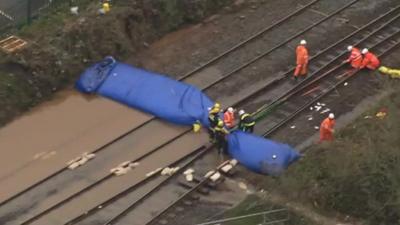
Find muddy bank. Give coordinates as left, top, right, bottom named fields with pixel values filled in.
left=0, top=0, right=239, bottom=126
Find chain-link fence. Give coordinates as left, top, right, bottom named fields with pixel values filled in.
left=0, top=0, right=95, bottom=34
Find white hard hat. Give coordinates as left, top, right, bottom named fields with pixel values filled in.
left=300, top=39, right=307, bottom=45
left=328, top=113, right=335, bottom=119
left=361, top=48, right=369, bottom=54
left=238, top=109, right=245, bottom=116
left=347, top=45, right=353, bottom=52
left=272, top=154, right=277, bottom=159
left=227, top=107, right=234, bottom=113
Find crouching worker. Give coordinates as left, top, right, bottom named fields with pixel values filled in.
left=214, top=120, right=230, bottom=155
left=360, top=48, right=380, bottom=70
left=344, top=45, right=363, bottom=69
left=379, top=66, right=400, bottom=79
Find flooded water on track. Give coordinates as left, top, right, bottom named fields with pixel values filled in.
left=0, top=89, right=151, bottom=201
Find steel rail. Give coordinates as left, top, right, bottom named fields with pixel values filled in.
left=199, top=0, right=359, bottom=91
left=251, top=5, right=400, bottom=117
left=178, top=0, right=321, bottom=80
left=143, top=161, right=231, bottom=225
left=0, top=0, right=320, bottom=208
left=21, top=131, right=203, bottom=225
left=254, top=10, right=400, bottom=121
left=233, top=5, right=400, bottom=111
left=65, top=145, right=211, bottom=225
left=101, top=149, right=225, bottom=225
left=263, top=30, right=400, bottom=137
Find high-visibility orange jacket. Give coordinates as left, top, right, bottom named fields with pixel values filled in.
left=296, top=45, right=309, bottom=65
left=319, top=117, right=335, bottom=142
left=361, top=52, right=380, bottom=70
left=347, top=47, right=363, bottom=68
left=223, top=111, right=235, bottom=128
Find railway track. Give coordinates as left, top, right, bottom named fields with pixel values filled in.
left=1, top=1, right=350, bottom=223
left=253, top=18, right=400, bottom=136
left=45, top=4, right=400, bottom=225
left=0, top=0, right=322, bottom=211
left=0, top=1, right=391, bottom=224
left=1, top=0, right=388, bottom=224
left=141, top=24, right=400, bottom=225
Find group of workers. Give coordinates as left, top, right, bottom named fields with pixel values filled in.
left=294, top=39, right=385, bottom=142
left=207, top=40, right=387, bottom=149
left=344, top=45, right=380, bottom=70
left=208, top=103, right=255, bottom=154
left=293, top=40, right=381, bottom=80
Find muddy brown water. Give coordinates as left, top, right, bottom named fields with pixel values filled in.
left=0, top=90, right=151, bottom=202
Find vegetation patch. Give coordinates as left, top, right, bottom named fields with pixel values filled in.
left=256, top=86, right=400, bottom=225
left=0, top=0, right=234, bottom=126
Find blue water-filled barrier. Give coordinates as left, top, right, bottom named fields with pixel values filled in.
left=76, top=57, right=300, bottom=175
left=227, top=131, right=300, bottom=175
left=76, top=57, right=214, bottom=127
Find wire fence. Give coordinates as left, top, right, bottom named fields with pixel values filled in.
left=0, top=0, right=95, bottom=35
left=195, top=208, right=290, bottom=225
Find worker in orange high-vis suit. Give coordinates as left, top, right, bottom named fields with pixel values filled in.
left=223, top=107, right=235, bottom=129
left=294, top=39, right=309, bottom=79
left=360, top=48, right=380, bottom=70
left=319, top=113, right=336, bottom=142
left=344, top=45, right=363, bottom=69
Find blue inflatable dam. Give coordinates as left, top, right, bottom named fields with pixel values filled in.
left=227, top=131, right=300, bottom=175
left=75, top=57, right=214, bottom=127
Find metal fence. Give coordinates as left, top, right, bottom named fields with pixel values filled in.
left=195, top=208, right=290, bottom=225
left=0, top=0, right=93, bottom=33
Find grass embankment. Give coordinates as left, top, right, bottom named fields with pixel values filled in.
left=260, top=84, right=400, bottom=224
left=0, top=0, right=233, bottom=126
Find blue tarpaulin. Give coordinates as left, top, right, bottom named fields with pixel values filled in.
left=76, top=57, right=214, bottom=127
left=227, top=131, right=300, bottom=175
left=76, top=57, right=300, bottom=175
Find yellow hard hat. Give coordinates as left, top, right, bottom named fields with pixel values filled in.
left=214, top=102, right=221, bottom=109
left=103, top=2, right=110, bottom=12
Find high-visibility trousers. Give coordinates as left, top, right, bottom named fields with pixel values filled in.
left=319, top=130, right=333, bottom=142
left=294, top=63, right=308, bottom=76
